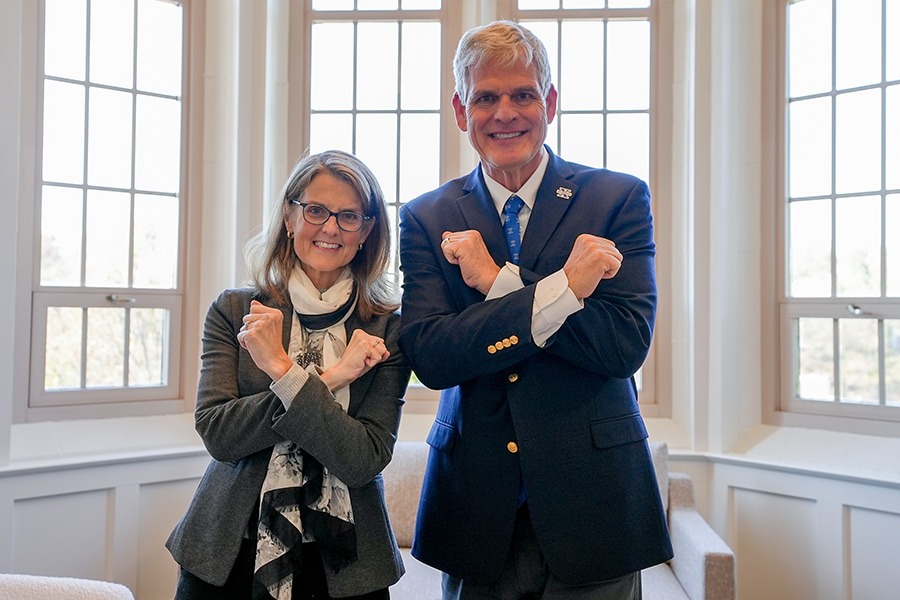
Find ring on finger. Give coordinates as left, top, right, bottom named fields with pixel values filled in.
left=441, top=237, right=451, bottom=247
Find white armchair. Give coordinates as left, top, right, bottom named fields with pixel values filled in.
left=0, top=573, right=134, bottom=600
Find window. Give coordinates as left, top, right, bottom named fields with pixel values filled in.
left=300, top=0, right=667, bottom=409
left=29, top=0, right=187, bottom=417
left=305, top=0, right=445, bottom=284
left=511, top=0, right=660, bottom=405
left=780, top=0, right=900, bottom=421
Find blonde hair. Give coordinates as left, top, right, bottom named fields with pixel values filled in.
left=244, top=150, right=397, bottom=320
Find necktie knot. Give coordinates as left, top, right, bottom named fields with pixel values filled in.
left=503, top=195, right=524, bottom=217
left=503, top=195, right=525, bottom=265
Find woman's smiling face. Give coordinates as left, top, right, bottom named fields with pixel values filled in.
left=285, top=172, right=372, bottom=290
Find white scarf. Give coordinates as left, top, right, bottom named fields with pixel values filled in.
left=255, top=266, right=357, bottom=600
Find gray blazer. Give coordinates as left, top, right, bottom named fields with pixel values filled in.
left=166, top=288, right=411, bottom=597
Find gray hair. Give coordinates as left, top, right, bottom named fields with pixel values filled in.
left=453, top=20, right=553, bottom=105
left=244, top=150, right=397, bottom=320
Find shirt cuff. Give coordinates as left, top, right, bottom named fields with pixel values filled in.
left=485, top=262, right=525, bottom=300
left=532, top=269, right=583, bottom=347
left=269, top=363, right=313, bottom=409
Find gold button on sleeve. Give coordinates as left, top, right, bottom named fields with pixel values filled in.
left=502, top=338, right=511, bottom=347
left=487, top=345, right=497, bottom=354
left=507, top=442, right=518, bottom=453
left=494, top=341, right=504, bottom=351
left=510, top=335, right=519, bottom=345
left=508, top=373, right=518, bottom=383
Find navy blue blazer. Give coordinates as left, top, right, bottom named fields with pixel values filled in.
left=398, top=147, right=673, bottom=585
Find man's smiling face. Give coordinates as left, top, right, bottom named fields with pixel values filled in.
left=452, top=58, right=557, bottom=191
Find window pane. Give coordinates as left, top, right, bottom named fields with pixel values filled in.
left=522, top=21, right=558, bottom=89
left=835, top=0, right=881, bottom=90
left=309, top=113, right=354, bottom=154
left=888, top=195, right=900, bottom=296
left=519, top=0, right=560, bottom=9
left=607, top=21, right=649, bottom=110
left=41, top=186, right=84, bottom=287
left=789, top=96, right=832, bottom=198
left=563, top=0, right=604, bottom=7
left=129, top=308, right=167, bottom=386
left=839, top=318, right=879, bottom=403
left=887, top=319, right=900, bottom=407
left=87, top=87, right=133, bottom=189
left=797, top=317, right=834, bottom=400
left=133, top=194, right=178, bottom=289
left=889, top=0, right=900, bottom=81
left=399, top=113, right=440, bottom=202
left=887, top=85, right=900, bottom=191
left=401, top=0, right=441, bottom=8
left=835, top=89, right=881, bottom=195
left=836, top=195, right=881, bottom=297
left=357, top=113, right=398, bottom=203
left=135, top=95, right=182, bottom=193
left=559, top=113, right=603, bottom=168
left=401, top=22, right=441, bottom=110
left=44, top=307, right=83, bottom=391
left=358, top=23, right=399, bottom=110
left=358, top=0, right=399, bottom=8
left=313, top=0, right=353, bottom=8
left=136, top=0, right=183, bottom=96
left=311, top=23, right=354, bottom=110
left=789, top=199, right=832, bottom=297
left=546, top=113, right=559, bottom=155
left=44, top=0, right=86, bottom=80
left=560, top=21, right=603, bottom=111
left=86, top=307, right=125, bottom=388
left=90, top=0, right=135, bottom=88
left=85, top=190, right=131, bottom=288
left=788, top=0, right=832, bottom=97
left=608, top=0, right=649, bottom=7
left=42, top=80, right=85, bottom=185
left=607, top=113, right=649, bottom=182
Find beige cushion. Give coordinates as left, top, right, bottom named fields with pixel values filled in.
left=383, top=440, right=428, bottom=547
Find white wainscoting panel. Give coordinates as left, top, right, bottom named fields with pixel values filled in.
left=732, top=488, right=818, bottom=600
left=13, top=488, right=113, bottom=579
left=846, top=506, right=900, bottom=600
left=137, top=478, right=204, bottom=600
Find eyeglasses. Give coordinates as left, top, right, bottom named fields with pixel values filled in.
left=290, top=200, right=372, bottom=232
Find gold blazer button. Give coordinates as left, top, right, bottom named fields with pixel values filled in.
left=510, top=335, right=519, bottom=345
left=487, top=345, right=497, bottom=354
left=508, top=373, right=518, bottom=383
left=507, top=442, right=518, bottom=453
left=495, top=341, right=504, bottom=351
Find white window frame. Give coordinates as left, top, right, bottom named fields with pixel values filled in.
left=768, top=0, right=900, bottom=434
left=16, top=0, right=203, bottom=422
left=291, top=0, right=671, bottom=415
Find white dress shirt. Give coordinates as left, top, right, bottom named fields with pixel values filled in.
left=482, top=149, right=583, bottom=347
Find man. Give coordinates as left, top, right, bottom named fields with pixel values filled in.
left=397, top=20, right=673, bottom=600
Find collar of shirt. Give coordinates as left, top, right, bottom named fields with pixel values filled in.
left=481, top=148, right=550, bottom=235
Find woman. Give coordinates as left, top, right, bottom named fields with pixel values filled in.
left=167, top=150, right=411, bottom=600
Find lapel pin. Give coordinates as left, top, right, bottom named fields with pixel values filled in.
left=556, top=187, right=573, bottom=199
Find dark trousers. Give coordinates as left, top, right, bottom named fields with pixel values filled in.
left=174, top=539, right=389, bottom=600
left=441, top=504, right=641, bottom=600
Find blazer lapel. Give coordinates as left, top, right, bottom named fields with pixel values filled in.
left=519, top=149, right=578, bottom=269
left=458, top=168, right=510, bottom=265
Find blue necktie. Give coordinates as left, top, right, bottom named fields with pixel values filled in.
left=503, top=195, right=525, bottom=265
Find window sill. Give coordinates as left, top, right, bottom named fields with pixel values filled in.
left=8, top=412, right=203, bottom=469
